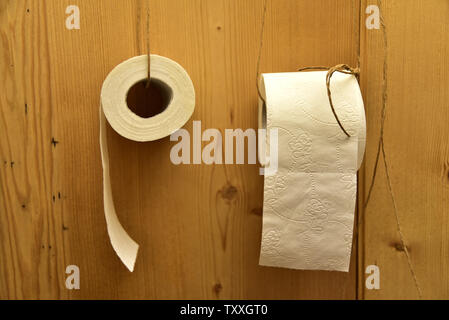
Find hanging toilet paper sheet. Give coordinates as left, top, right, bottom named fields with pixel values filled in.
left=100, top=55, right=195, bottom=271
left=258, top=71, right=365, bottom=272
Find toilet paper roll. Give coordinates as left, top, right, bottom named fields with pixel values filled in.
left=100, top=54, right=195, bottom=271
left=258, top=70, right=365, bottom=272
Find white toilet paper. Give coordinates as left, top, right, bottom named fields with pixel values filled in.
left=258, top=70, right=365, bottom=272
left=100, top=55, right=195, bottom=271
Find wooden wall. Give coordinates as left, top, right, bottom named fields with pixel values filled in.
left=358, top=0, right=449, bottom=299
left=0, top=0, right=447, bottom=299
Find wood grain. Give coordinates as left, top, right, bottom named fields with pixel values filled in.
left=3, top=0, right=447, bottom=300
left=358, top=0, right=449, bottom=299
left=0, top=0, right=359, bottom=299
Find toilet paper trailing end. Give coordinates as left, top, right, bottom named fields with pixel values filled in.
left=99, top=109, right=139, bottom=272
left=258, top=71, right=366, bottom=272
left=100, top=55, right=195, bottom=271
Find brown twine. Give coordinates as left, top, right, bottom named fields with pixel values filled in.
left=298, top=65, right=360, bottom=137
left=256, top=0, right=268, bottom=106
left=358, top=0, right=423, bottom=299
left=145, top=1, right=151, bottom=88
left=353, top=0, right=361, bottom=69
